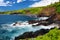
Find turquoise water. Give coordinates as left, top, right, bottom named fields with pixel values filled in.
left=0, top=15, right=56, bottom=40
left=0, top=15, right=36, bottom=40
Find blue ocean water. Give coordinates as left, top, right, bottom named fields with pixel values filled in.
left=0, top=15, right=36, bottom=40
left=0, top=15, right=36, bottom=24
left=0, top=15, right=56, bottom=40
left=0, top=15, right=40, bottom=40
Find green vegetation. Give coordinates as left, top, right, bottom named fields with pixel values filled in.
left=23, top=7, right=43, bottom=14
left=0, top=7, right=43, bottom=14
left=34, top=28, right=60, bottom=40
left=19, top=28, right=60, bottom=40
left=0, top=2, right=60, bottom=14
left=51, top=2, right=60, bottom=13
left=56, top=5, right=60, bottom=13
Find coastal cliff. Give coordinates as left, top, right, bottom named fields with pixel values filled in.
left=14, top=2, right=60, bottom=40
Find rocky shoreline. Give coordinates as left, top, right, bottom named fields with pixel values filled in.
left=28, top=13, right=60, bottom=27
left=15, top=13, right=60, bottom=40
left=15, top=27, right=57, bottom=40
left=15, top=29, right=49, bottom=40
left=15, top=7, right=60, bottom=40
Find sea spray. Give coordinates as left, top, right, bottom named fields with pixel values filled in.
left=0, top=20, right=59, bottom=40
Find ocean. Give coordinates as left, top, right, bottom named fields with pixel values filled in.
left=0, top=15, right=57, bottom=40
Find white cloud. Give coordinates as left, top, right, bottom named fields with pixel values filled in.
left=29, top=0, right=59, bottom=7
left=30, top=0, right=39, bottom=1
left=17, top=0, right=23, bottom=3
left=17, top=0, right=38, bottom=3
left=0, top=0, right=12, bottom=6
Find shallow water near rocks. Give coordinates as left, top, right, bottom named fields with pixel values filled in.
left=0, top=15, right=58, bottom=40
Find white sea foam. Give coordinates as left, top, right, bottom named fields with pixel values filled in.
left=1, top=16, right=58, bottom=32
left=1, top=21, right=58, bottom=32
left=1, top=17, right=59, bottom=40
left=36, top=17, right=49, bottom=20
left=39, top=23, right=59, bottom=29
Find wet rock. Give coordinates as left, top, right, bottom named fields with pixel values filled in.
left=28, top=20, right=39, bottom=24
left=10, top=13, right=21, bottom=15
left=31, top=13, right=59, bottom=26
left=32, top=20, right=53, bottom=26
left=15, top=29, right=49, bottom=40
left=37, top=13, right=49, bottom=17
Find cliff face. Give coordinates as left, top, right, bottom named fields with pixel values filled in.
left=37, top=7, right=56, bottom=17
left=37, top=6, right=60, bottom=21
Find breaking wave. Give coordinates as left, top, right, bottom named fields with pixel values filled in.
left=0, top=15, right=58, bottom=40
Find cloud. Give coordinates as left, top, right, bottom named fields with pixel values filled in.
left=17, top=0, right=39, bottom=3
left=0, top=0, right=12, bottom=6
left=17, top=0, right=23, bottom=3
left=29, top=0, right=59, bottom=7
left=30, top=0, right=39, bottom=1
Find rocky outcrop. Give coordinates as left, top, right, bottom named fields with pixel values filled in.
left=15, top=28, right=57, bottom=40
left=28, top=13, right=60, bottom=26
left=28, top=20, right=39, bottom=24
left=28, top=13, right=56, bottom=26
left=15, top=29, right=49, bottom=40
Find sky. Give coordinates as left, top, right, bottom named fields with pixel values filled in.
left=0, top=0, right=59, bottom=12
